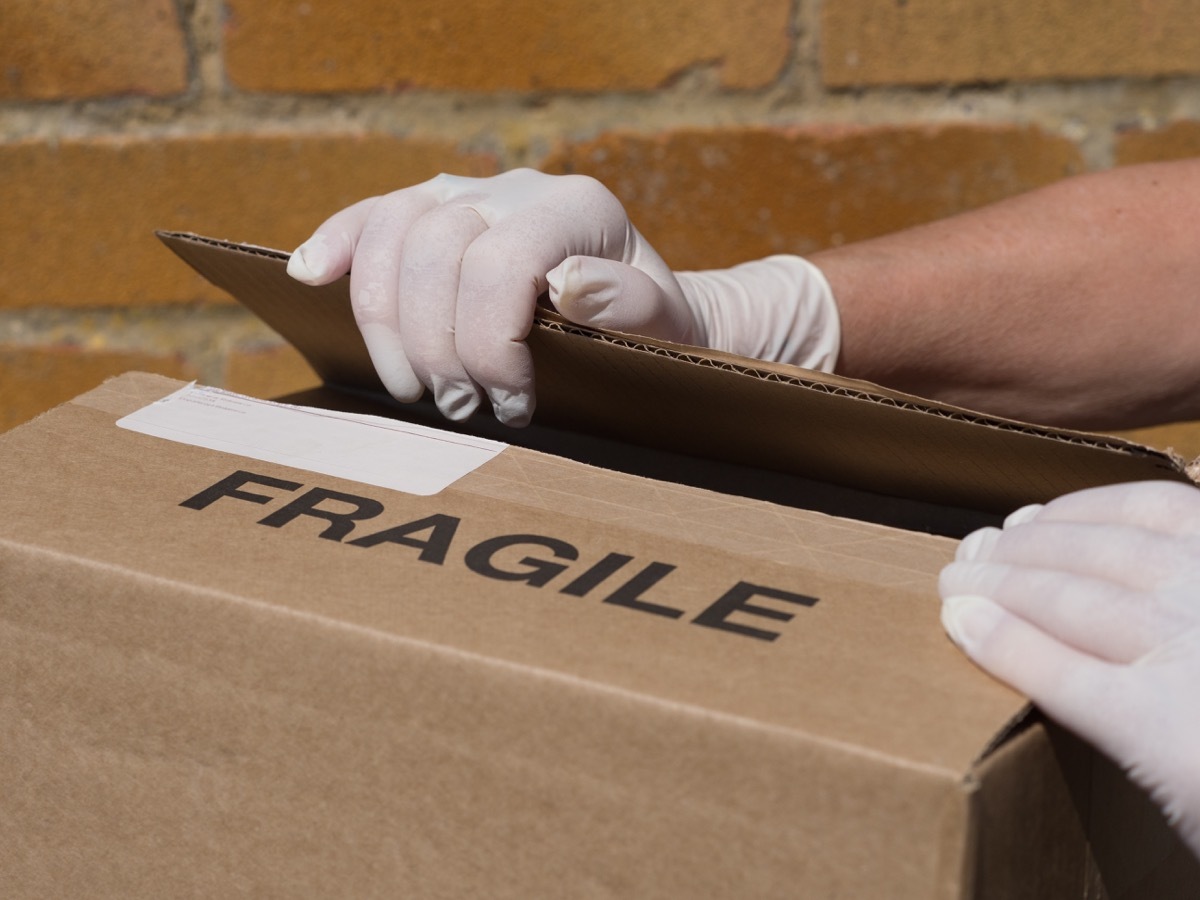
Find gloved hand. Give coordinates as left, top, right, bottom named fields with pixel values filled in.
left=287, top=168, right=840, bottom=426
left=940, top=480, right=1200, bottom=859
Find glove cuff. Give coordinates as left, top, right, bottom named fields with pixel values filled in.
left=676, top=255, right=841, bottom=373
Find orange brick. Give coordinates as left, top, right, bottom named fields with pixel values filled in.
left=823, top=0, right=1200, bottom=87
left=225, top=0, right=789, bottom=92
left=1116, top=121, right=1200, bottom=165
left=2, top=0, right=188, bottom=100
left=0, top=134, right=496, bottom=309
left=224, top=343, right=321, bottom=399
left=542, top=125, right=1083, bottom=270
left=0, top=345, right=196, bottom=433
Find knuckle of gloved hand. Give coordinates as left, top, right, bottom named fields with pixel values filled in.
left=371, top=185, right=425, bottom=221
left=424, top=171, right=474, bottom=200
left=459, top=237, right=513, bottom=291
left=558, top=173, right=623, bottom=215
left=501, top=166, right=541, bottom=182
left=1156, top=482, right=1200, bottom=532
left=404, top=202, right=477, bottom=250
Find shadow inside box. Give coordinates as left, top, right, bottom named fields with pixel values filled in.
left=276, top=385, right=1003, bottom=540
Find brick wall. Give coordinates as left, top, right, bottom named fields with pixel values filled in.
left=3, top=0, right=1199, bottom=449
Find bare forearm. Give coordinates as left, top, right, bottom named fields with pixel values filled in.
left=812, top=158, right=1200, bottom=430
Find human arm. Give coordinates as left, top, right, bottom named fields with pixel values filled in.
left=814, top=157, right=1200, bottom=431
left=289, top=158, right=1200, bottom=432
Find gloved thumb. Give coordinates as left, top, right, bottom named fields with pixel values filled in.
left=546, top=256, right=699, bottom=345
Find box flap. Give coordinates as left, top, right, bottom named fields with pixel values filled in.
left=0, top=372, right=1028, bottom=778
left=158, top=231, right=1192, bottom=515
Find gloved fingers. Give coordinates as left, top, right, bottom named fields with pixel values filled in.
left=547, top=256, right=699, bottom=343
left=448, top=225, right=545, bottom=427
left=290, top=169, right=681, bottom=425
left=1021, top=481, right=1200, bottom=536
left=461, top=170, right=635, bottom=254
left=288, top=196, right=380, bottom=285
left=940, top=560, right=1164, bottom=663
left=346, top=188, right=443, bottom=402
left=955, top=520, right=1200, bottom=591
left=1002, top=503, right=1043, bottom=528
left=947, top=488, right=1200, bottom=866
left=394, top=203, right=490, bottom=420
left=940, top=593, right=1129, bottom=745
left=939, top=591, right=1194, bottom=824
left=450, top=205, right=670, bottom=426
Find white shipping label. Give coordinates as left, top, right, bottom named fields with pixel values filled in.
left=117, top=384, right=507, bottom=495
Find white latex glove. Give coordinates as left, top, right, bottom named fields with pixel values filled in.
left=287, top=168, right=839, bottom=426
left=940, top=480, right=1200, bottom=859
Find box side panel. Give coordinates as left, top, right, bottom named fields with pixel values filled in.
left=970, top=719, right=1200, bottom=900
left=933, top=784, right=976, bottom=900
left=971, top=721, right=1094, bottom=899
left=0, top=375, right=1028, bottom=776
left=1062, top=724, right=1200, bottom=900
left=0, top=543, right=966, bottom=900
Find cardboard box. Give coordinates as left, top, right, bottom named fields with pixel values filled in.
left=2, top=236, right=1198, bottom=897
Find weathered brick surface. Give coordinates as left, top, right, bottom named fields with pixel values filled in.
left=0, top=135, right=496, bottom=309
left=1116, top=121, right=1200, bottom=165
left=543, top=125, right=1084, bottom=270
left=0, top=346, right=196, bottom=432
left=224, top=0, right=789, bottom=92
left=2, top=0, right=188, bottom=100
left=225, top=344, right=321, bottom=398
left=823, top=0, right=1200, bottom=87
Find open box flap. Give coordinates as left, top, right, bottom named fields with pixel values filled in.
left=158, top=231, right=1190, bottom=515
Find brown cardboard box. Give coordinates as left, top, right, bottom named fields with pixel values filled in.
left=2, top=235, right=1198, bottom=897
left=3, top=376, right=1198, bottom=898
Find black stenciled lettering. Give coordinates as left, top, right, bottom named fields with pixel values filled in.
left=348, top=514, right=461, bottom=564
left=257, top=487, right=384, bottom=541
left=559, top=552, right=634, bottom=597
left=693, top=582, right=819, bottom=642
left=603, top=562, right=683, bottom=619
left=465, top=534, right=578, bottom=587
left=180, top=470, right=301, bottom=510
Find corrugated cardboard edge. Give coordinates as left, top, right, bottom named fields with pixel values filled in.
left=535, top=312, right=1179, bottom=458
left=156, top=230, right=1195, bottom=515
left=152, top=231, right=1183, bottom=453
left=156, top=230, right=1169, bottom=452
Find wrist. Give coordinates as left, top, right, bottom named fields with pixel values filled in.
left=676, top=255, right=841, bottom=372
